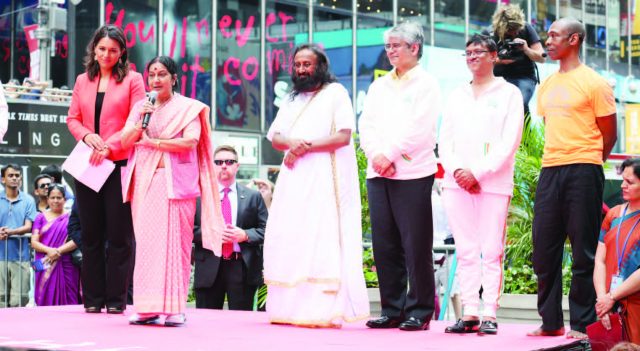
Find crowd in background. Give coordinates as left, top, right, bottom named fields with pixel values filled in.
left=3, top=78, right=71, bottom=102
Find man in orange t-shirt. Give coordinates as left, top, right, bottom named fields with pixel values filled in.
left=528, top=18, right=617, bottom=339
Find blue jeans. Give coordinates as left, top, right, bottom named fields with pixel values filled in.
left=504, top=76, right=536, bottom=115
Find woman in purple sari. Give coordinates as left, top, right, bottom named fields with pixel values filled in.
left=31, top=184, right=80, bottom=306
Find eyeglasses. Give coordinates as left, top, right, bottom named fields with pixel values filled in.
left=463, top=50, right=490, bottom=57
left=38, top=183, right=51, bottom=189
left=293, top=62, right=314, bottom=70
left=214, top=159, right=238, bottom=166
left=384, top=43, right=411, bottom=52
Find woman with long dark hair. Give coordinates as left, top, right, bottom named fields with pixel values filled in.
left=66, top=25, right=146, bottom=314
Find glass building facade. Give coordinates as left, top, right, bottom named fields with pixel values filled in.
left=1, top=0, right=640, bottom=180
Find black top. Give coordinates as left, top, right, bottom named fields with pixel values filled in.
left=95, top=92, right=105, bottom=134
left=492, top=23, right=541, bottom=80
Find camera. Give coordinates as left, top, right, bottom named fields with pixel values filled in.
left=497, top=39, right=524, bottom=60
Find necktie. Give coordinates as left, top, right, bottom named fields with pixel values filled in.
left=221, top=187, right=233, bottom=259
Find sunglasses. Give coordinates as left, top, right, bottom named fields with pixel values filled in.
left=39, top=183, right=52, bottom=189
left=214, top=159, right=238, bottom=166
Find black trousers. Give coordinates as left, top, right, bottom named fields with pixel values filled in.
left=532, top=164, right=604, bottom=332
left=367, top=175, right=435, bottom=321
left=75, top=164, right=133, bottom=309
left=194, top=258, right=257, bottom=311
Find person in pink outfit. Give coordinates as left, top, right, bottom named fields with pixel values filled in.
left=439, top=34, right=523, bottom=335
left=121, top=56, right=224, bottom=327
left=66, top=25, right=146, bottom=314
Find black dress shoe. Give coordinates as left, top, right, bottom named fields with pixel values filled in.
left=106, top=306, right=124, bottom=314
left=478, top=320, right=498, bottom=335
left=445, top=319, right=480, bottom=333
left=84, top=306, right=102, bottom=313
left=399, top=317, right=430, bottom=331
left=366, top=316, right=403, bottom=329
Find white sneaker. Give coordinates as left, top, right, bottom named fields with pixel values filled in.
left=165, top=313, right=186, bottom=327
left=129, top=313, right=160, bottom=325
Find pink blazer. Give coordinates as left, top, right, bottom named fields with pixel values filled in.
left=67, top=71, right=146, bottom=161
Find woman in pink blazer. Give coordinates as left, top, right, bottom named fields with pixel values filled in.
left=66, top=25, right=146, bottom=314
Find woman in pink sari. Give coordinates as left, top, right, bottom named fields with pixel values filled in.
left=31, top=184, right=80, bottom=306
left=121, top=56, right=223, bottom=327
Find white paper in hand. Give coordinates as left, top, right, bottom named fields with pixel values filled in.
left=62, top=141, right=115, bottom=192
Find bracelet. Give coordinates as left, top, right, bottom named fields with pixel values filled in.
left=155, top=139, right=161, bottom=149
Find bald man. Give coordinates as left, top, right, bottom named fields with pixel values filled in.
left=529, top=18, right=617, bottom=339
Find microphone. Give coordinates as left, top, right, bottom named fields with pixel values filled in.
left=142, top=91, right=158, bottom=129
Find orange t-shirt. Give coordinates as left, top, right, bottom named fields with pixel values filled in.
left=537, top=64, right=616, bottom=167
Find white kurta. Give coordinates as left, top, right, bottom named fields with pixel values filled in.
left=264, top=82, right=370, bottom=327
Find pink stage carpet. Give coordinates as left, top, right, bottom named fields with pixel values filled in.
left=0, top=306, right=580, bottom=351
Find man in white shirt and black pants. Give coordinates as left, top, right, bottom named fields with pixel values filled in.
left=359, top=21, right=441, bottom=331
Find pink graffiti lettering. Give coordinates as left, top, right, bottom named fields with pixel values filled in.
left=277, top=12, right=294, bottom=42
left=138, top=22, right=154, bottom=43
left=180, top=17, right=187, bottom=58
left=242, top=57, right=259, bottom=81
left=219, top=11, right=296, bottom=84
left=218, top=15, right=233, bottom=39
left=105, top=2, right=210, bottom=99
left=223, top=57, right=242, bottom=86
left=195, top=19, right=209, bottom=44
left=189, top=55, right=204, bottom=98
left=234, top=16, right=254, bottom=47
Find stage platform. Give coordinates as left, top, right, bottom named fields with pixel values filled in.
left=0, top=306, right=584, bottom=351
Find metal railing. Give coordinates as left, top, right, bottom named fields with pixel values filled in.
left=1, top=233, right=33, bottom=308
left=4, top=84, right=72, bottom=103
left=433, top=244, right=457, bottom=321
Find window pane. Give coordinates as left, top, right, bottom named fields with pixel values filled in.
left=532, top=0, right=557, bottom=37
left=11, top=0, right=37, bottom=83
left=265, top=0, right=308, bottom=131
left=584, top=0, right=606, bottom=72
left=608, top=0, right=624, bottom=76
left=215, top=0, right=261, bottom=131
left=435, top=0, right=465, bottom=49
left=469, top=1, right=497, bottom=35
left=0, top=0, right=10, bottom=81
left=105, top=0, right=159, bottom=76
left=314, top=5, right=354, bottom=99
left=69, top=1, right=101, bottom=85
left=398, top=0, right=430, bottom=43
left=356, top=12, right=391, bottom=119
left=262, top=0, right=309, bottom=166
left=163, top=0, right=212, bottom=105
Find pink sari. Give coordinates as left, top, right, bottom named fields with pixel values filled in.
left=122, top=94, right=224, bottom=314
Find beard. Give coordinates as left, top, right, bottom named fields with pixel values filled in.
left=292, top=71, right=322, bottom=93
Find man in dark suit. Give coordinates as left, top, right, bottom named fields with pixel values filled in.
left=193, top=145, right=268, bottom=310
